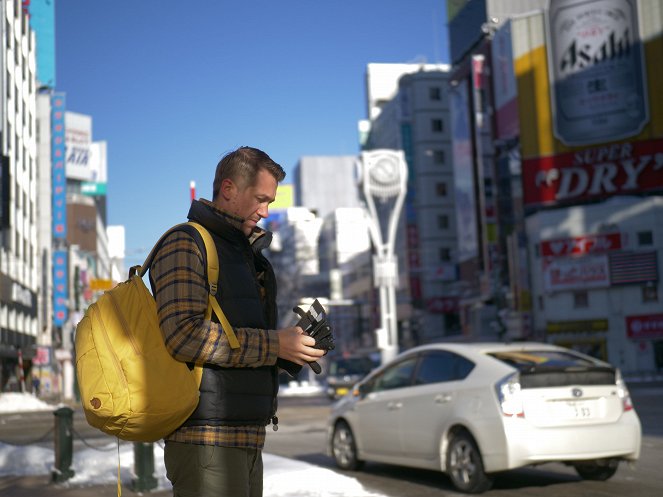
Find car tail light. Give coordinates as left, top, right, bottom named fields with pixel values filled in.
left=615, top=369, right=634, bottom=412
left=495, top=373, right=524, bottom=417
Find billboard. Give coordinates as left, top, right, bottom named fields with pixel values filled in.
left=540, top=232, right=622, bottom=257
left=51, top=93, right=66, bottom=239
left=65, top=112, right=93, bottom=181
left=543, top=254, right=610, bottom=292
left=53, top=250, right=68, bottom=327
left=450, top=79, right=479, bottom=263
left=547, top=0, right=648, bottom=146
left=513, top=5, right=663, bottom=211
left=626, top=313, right=663, bottom=339
left=491, top=20, right=519, bottom=140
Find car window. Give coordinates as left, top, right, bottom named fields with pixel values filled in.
left=414, top=351, right=475, bottom=385
left=488, top=350, right=597, bottom=371
left=371, top=357, right=417, bottom=392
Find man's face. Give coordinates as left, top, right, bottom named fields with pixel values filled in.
left=217, top=168, right=278, bottom=236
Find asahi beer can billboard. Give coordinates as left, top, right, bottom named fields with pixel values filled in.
left=547, top=0, right=649, bottom=146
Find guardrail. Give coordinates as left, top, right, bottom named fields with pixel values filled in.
left=0, top=405, right=159, bottom=492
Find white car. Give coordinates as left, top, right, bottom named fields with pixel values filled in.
left=326, top=342, right=641, bottom=494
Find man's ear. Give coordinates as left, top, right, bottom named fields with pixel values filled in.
left=219, top=178, right=236, bottom=200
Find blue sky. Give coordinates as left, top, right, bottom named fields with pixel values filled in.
left=55, top=0, right=449, bottom=264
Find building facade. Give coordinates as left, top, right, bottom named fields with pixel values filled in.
left=363, top=63, right=458, bottom=344
left=0, top=0, right=40, bottom=390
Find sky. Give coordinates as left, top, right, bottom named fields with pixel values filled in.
left=54, top=0, right=450, bottom=265
left=0, top=391, right=386, bottom=496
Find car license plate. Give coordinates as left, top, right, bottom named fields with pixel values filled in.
left=557, top=400, right=594, bottom=419
left=336, top=387, right=349, bottom=396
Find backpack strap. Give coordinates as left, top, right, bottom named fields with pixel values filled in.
left=136, top=222, right=240, bottom=350
left=186, top=222, right=240, bottom=350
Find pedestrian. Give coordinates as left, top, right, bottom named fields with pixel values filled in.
left=150, top=146, right=325, bottom=497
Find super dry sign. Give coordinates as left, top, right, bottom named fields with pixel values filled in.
left=523, top=138, right=663, bottom=208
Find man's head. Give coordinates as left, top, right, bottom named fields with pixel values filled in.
left=212, top=146, right=286, bottom=236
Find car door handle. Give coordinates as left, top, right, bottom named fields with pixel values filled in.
left=435, top=394, right=452, bottom=404
left=387, top=401, right=403, bottom=410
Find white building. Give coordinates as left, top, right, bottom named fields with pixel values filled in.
left=294, top=156, right=361, bottom=219
left=0, top=1, right=40, bottom=374
left=363, top=63, right=458, bottom=342
left=526, top=196, right=663, bottom=375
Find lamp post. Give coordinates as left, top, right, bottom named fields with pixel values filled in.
left=358, top=149, right=408, bottom=365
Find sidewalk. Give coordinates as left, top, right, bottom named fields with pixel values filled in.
left=0, top=475, right=170, bottom=497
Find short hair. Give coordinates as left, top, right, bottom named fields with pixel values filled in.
left=212, top=146, right=286, bottom=200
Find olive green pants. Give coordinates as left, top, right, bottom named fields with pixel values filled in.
left=164, top=442, right=263, bottom=497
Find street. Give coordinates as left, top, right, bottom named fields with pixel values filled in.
left=0, top=382, right=661, bottom=496
left=266, top=383, right=663, bottom=497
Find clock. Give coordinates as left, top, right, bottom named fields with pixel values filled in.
left=368, top=155, right=400, bottom=186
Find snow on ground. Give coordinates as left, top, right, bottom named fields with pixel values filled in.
left=0, top=391, right=386, bottom=497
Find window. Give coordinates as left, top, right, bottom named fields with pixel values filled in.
left=436, top=182, right=447, bottom=197
left=638, top=231, right=653, bottom=246
left=642, top=284, right=658, bottom=303
left=438, top=214, right=449, bottom=230
left=439, top=247, right=451, bottom=262
left=414, top=351, right=475, bottom=385
left=433, top=150, right=445, bottom=164
left=573, top=291, right=589, bottom=308
left=431, top=119, right=444, bottom=132
left=371, top=357, right=417, bottom=392
left=429, top=87, right=441, bottom=101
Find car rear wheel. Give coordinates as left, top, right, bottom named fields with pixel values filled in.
left=332, top=420, right=364, bottom=471
left=574, top=458, right=620, bottom=481
left=446, top=431, right=493, bottom=494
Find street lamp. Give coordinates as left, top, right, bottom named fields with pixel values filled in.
left=357, top=149, right=408, bottom=365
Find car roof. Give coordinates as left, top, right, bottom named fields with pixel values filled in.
left=403, top=341, right=574, bottom=356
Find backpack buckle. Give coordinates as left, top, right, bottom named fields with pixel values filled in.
left=210, top=283, right=217, bottom=296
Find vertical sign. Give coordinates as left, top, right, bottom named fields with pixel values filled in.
left=53, top=250, right=68, bottom=327
left=51, top=93, right=66, bottom=238
left=547, top=0, right=648, bottom=145
left=491, top=20, right=519, bottom=140
left=450, top=79, right=479, bottom=263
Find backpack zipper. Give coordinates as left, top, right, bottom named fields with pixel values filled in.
left=92, top=305, right=129, bottom=389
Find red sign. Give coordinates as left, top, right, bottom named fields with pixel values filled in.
left=523, top=138, right=663, bottom=208
left=626, top=314, right=663, bottom=339
left=426, top=297, right=459, bottom=314
left=541, top=233, right=622, bottom=257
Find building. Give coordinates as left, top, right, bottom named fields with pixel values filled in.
left=0, top=0, right=40, bottom=390
left=527, top=196, right=663, bottom=372
left=446, top=0, right=663, bottom=374
left=293, top=156, right=361, bottom=219
left=363, top=63, right=457, bottom=344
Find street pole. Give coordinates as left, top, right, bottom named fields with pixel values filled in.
left=358, top=150, right=408, bottom=365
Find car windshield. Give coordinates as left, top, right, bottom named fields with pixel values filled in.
left=329, top=357, right=375, bottom=376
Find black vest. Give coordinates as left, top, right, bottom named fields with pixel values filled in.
left=182, top=201, right=279, bottom=427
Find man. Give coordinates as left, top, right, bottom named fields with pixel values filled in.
left=150, top=146, right=325, bottom=497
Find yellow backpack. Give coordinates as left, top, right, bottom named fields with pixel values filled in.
left=75, top=222, right=239, bottom=442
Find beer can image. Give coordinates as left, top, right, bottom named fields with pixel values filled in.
left=546, top=0, right=649, bottom=146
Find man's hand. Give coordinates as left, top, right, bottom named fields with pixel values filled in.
left=276, top=326, right=325, bottom=365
